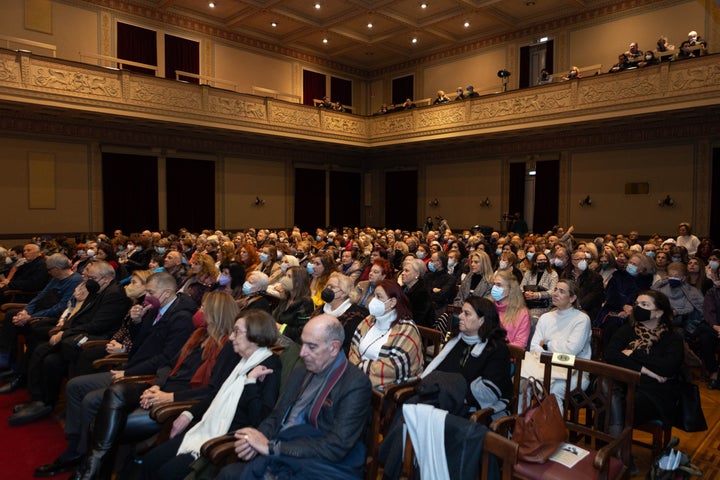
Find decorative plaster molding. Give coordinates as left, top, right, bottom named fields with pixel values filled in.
left=130, top=78, right=201, bottom=109
left=322, top=114, right=366, bottom=136
left=32, top=66, right=121, bottom=98
left=0, top=59, right=19, bottom=83
left=207, top=93, right=266, bottom=120
left=416, top=107, right=466, bottom=129
left=269, top=104, right=320, bottom=129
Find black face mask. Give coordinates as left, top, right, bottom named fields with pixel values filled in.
left=321, top=288, right=335, bottom=303
left=536, top=262, right=548, bottom=270
left=633, top=305, right=652, bottom=322
left=85, top=279, right=101, bottom=295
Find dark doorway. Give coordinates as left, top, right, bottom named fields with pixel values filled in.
left=165, top=34, right=199, bottom=83
left=392, top=75, right=414, bottom=105
left=519, top=40, right=554, bottom=88
left=116, top=22, right=157, bottom=75
left=385, top=170, right=417, bottom=230
left=166, top=158, right=215, bottom=232
left=303, top=70, right=326, bottom=106
left=533, top=160, right=560, bottom=234
left=509, top=162, right=527, bottom=219
left=710, top=148, right=720, bottom=244
left=329, top=171, right=361, bottom=228
left=102, top=152, right=158, bottom=232
left=295, top=168, right=326, bottom=230
left=330, top=76, right=352, bottom=108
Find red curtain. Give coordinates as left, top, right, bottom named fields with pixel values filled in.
left=165, top=34, right=199, bottom=83
left=116, top=22, right=157, bottom=75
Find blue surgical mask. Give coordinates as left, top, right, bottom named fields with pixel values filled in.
left=428, top=262, right=437, bottom=273
left=306, top=263, right=315, bottom=275
left=671, top=257, right=682, bottom=263
left=495, top=249, right=502, bottom=256
left=135, top=246, right=142, bottom=253
left=490, top=285, right=505, bottom=301
left=156, top=247, right=166, bottom=255
left=626, top=264, right=639, bottom=276
left=218, top=273, right=231, bottom=286
left=259, top=253, right=269, bottom=262
left=526, top=252, right=535, bottom=261
left=242, top=281, right=253, bottom=295
left=645, top=251, right=655, bottom=259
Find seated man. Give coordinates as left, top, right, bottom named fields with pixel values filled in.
left=679, top=30, right=707, bottom=58
left=162, top=250, right=187, bottom=288
left=0, top=253, right=82, bottom=381
left=7, top=260, right=130, bottom=425
left=0, top=243, right=49, bottom=303
left=216, top=314, right=372, bottom=480
left=625, top=42, right=644, bottom=62
left=609, top=53, right=632, bottom=73
left=652, top=261, right=704, bottom=335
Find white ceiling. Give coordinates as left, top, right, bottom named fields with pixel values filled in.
left=144, top=0, right=618, bottom=72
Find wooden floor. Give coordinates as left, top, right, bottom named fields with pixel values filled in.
left=632, top=378, right=719, bottom=478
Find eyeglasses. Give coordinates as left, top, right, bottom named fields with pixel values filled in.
left=232, top=327, right=247, bottom=336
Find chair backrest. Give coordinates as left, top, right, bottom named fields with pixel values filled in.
left=417, top=325, right=443, bottom=360
left=538, top=352, right=641, bottom=449
left=508, top=344, right=526, bottom=414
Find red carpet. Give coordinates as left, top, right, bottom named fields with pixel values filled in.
left=0, top=389, right=72, bottom=480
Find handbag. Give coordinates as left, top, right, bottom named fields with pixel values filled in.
left=673, top=382, right=707, bottom=432
left=514, top=377, right=567, bottom=463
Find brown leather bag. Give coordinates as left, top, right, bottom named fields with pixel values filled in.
left=514, top=377, right=567, bottom=463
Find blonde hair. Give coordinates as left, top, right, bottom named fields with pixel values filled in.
left=493, top=270, right=527, bottom=327
left=201, top=291, right=239, bottom=342
left=469, top=250, right=493, bottom=282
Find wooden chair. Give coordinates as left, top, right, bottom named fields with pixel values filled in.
left=417, top=325, right=443, bottom=362
left=491, top=352, right=641, bottom=480
left=633, top=421, right=672, bottom=458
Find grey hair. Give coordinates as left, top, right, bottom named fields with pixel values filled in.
left=248, top=271, right=269, bottom=291
left=404, top=258, right=427, bottom=278
left=46, top=253, right=71, bottom=270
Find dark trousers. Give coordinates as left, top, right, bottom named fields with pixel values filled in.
left=0, top=310, right=54, bottom=374
left=141, top=433, right=195, bottom=480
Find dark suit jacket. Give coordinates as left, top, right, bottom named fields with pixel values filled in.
left=7, top=256, right=49, bottom=292
left=124, top=293, right=196, bottom=376
left=60, top=281, right=130, bottom=339
left=258, top=357, right=372, bottom=463
left=405, top=278, right=435, bottom=328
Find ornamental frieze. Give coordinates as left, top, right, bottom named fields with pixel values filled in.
left=371, top=114, right=414, bottom=136
left=469, top=91, right=571, bottom=121
left=207, top=95, right=266, bottom=120
left=670, top=65, right=720, bottom=91
left=0, top=60, right=19, bottom=83
left=32, top=67, right=120, bottom=98
left=269, top=104, right=320, bottom=129
left=578, top=74, right=660, bottom=104
left=416, top=108, right=465, bottom=129
left=130, top=80, right=201, bottom=110
left=322, top=114, right=365, bottom=136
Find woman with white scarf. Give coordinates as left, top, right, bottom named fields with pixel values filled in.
left=141, top=310, right=281, bottom=480
left=423, top=296, right=513, bottom=416
left=313, top=272, right=368, bottom=355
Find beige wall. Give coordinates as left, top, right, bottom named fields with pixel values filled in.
left=214, top=44, right=295, bottom=96
left=424, top=159, right=504, bottom=230
left=422, top=47, right=507, bottom=99
left=567, top=144, right=696, bottom=236
left=0, top=137, right=92, bottom=234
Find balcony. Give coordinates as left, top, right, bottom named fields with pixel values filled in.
left=0, top=48, right=718, bottom=148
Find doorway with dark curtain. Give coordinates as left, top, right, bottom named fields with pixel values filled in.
left=533, top=160, right=560, bottom=234
left=519, top=40, right=554, bottom=88
left=165, top=34, right=199, bottom=83
left=329, top=171, right=360, bottom=228
left=330, top=77, right=352, bottom=110
left=116, top=22, right=157, bottom=76
left=303, top=70, right=326, bottom=106
left=385, top=170, right=417, bottom=231
left=392, top=75, right=414, bottom=105
left=710, top=148, right=720, bottom=243
left=166, top=158, right=215, bottom=232
left=509, top=162, right=527, bottom=223
left=102, top=152, right=158, bottom=232
left=294, top=168, right=326, bottom=231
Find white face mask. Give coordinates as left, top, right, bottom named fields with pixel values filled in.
left=498, top=260, right=508, bottom=270
left=368, top=297, right=388, bottom=317
left=576, top=259, right=588, bottom=271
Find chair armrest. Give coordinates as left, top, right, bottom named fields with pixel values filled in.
left=92, top=354, right=128, bottom=370
left=490, top=414, right=518, bottom=437
left=469, top=407, right=494, bottom=426
left=201, top=434, right=238, bottom=465
left=81, top=340, right=109, bottom=351
left=114, top=375, right=155, bottom=385
left=594, top=426, right=632, bottom=472
left=150, top=400, right=199, bottom=423
left=1, top=302, right=28, bottom=312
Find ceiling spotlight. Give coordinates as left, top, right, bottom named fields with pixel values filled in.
left=463, top=21, right=470, bottom=28
left=367, top=22, right=373, bottom=29
left=526, top=1, right=536, bottom=5
left=208, top=1, right=216, bottom=7
left=314, top=3, right=321, bottom=9
left=271, top=22, right=278, bottom=27
left=420, top=3, right=428, bottom=9
left=411, top=37, right=418, bottom=44
left=322, top=37, right=328, bottom=44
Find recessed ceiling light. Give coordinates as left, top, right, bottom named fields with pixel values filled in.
left=367, top=22, right=373, bottom=29
left=208, top=1, right=216, bottom=7
left=420, top=3, right=428, bottom=9
left=412, top=37, right=418, bottom=44
left=322, top=37, right=328, bottom=44
left=314, top=3, right=321, bottom=9
left=463, top=21, right=470, bottom=28
left=271, top=22, right=278, bottom=27
left=526, top=1, right=536, bottom=5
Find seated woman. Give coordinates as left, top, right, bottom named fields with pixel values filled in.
left=453, top=250, right=493, bottom=306
left=348, top=279, right=423, bottom=389
left=217, top=261, right=246, bottom=299
left=491, top=270, right=531, bottom=348
left=272, top=266, right=314, bottom=343
left=141, top=309, right=281, bottom=480
left=237, top=271, right=274, bottom=313
left=258, top=245, right=282, bottom=285
left=178, top=254, right=219, bottom=308
left=422, top=296, right=512, bottom=417
left=357, top=259, right=393, bottom=308
left=338, top=248, right=363, bottom=284
left=307, top=252, right=335, bottom=307
left=520, top=252, right=558, bottom=324
left=496, top=251, right=522, bottom=284
left=705, top=250, right=720, bottom=286
left=687, top=257, right=713, bottom=295
left=401, top=258, right=435, bottom=328
left=313, top=272, right=369, bottom=354
left=653, top=251, right=670, bottom=283
left=39, top=291, right=239, bottom=480
left=524, top=280, right=592, bottom=407
left=238, top=243, right=261, bottom=274
left=605, top=290, right=683, bottom=432
left=598, top=251, right=618, bottom=288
